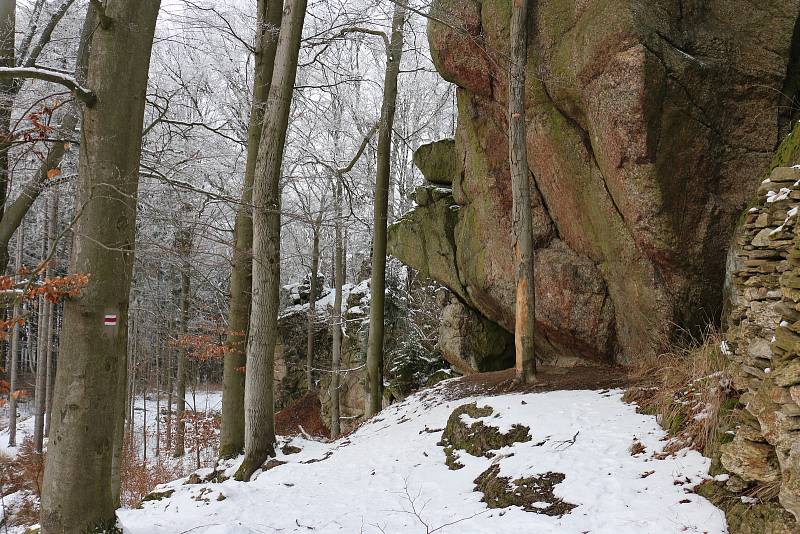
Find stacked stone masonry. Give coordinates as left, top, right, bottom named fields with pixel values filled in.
left=723, top=166, right=800, bottom=519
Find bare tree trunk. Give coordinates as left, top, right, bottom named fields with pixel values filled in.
left=41, top=2, right=160, bottom=532
left=7, top=221, right=22, bottom=447
left=220, top=0, right=282, bottom=459
left=305, top=220, right=321, bottom=391
left=236, top=0, right=307, bottom=482
left=509, top=0, right=536, bottom=383
left=365, top=3, right=406, bottom=417
left=143, top=344, right=148, bottom=464
left=174, top=240, right=191, bottom=458
left=166, top=323, right=173, bottom=450
left=33, top=200, right=50, bottom=452
left=155, top=334, right=161, bottom=457
left=331, top=174, right=344, bottom=439
left=0, top=0, right=14, bottom=241
left=44, top=189, right=58, bottom=437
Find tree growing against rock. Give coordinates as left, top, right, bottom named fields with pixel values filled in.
left=508, top=0, right=536, bottom=383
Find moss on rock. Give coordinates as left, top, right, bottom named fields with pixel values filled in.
left=697, top=481, right=797, bottom=534
left=474, top=464, right=576, bottom=516
left=766, top=121, right=800, bottom=180
left=438, top=403, right=531, bottom=470
left=414, top=139, right=457, bottom=185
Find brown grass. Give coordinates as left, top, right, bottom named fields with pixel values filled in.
left=623, top=328, right=733, bottom=456
left=0, top=437, right=44, bottom=528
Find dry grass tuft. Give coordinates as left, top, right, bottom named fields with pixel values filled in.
left=623, top=328, right=734, bottom=456
left=0, top=437, right=45, bottom=528
left=119, top=434, right=184, bottom=508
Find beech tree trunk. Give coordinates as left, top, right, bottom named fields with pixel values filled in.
left=40, top=2, right=160, bottom=532
left=219, top=0, right=283, bottom=459
left=331, top=174, right=344, bottom=439
left=236, top=0, right=307, bottom=482
left=365, top=3, right=406, bottom=417
left=509, top=0, right=536, bottom=383
left=305, top=220, right=321, bottom=391
left=174, top=237, right=191, bottom=458
left=44, top=190, right=58, bottom=437
left=0, top=0, right=14, bottom=234
left=33, top=200, right=50, bottom=452
left=7, top=221, right=22, bottom=447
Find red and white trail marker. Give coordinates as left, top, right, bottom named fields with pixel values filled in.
left=104, top=314, right=118, bottom=326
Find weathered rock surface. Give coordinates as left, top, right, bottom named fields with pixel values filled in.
left=389, top=0, right=800, bottom=363
left=414, top=139, right=457, bottom=186
left=437, top=296, right=514, bottom=373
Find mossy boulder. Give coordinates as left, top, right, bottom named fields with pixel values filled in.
left=438, top=403, right=531, bottom=470
left=474, top=464, right=576, bottom=517
left=414, top=139, right=457, bottom=186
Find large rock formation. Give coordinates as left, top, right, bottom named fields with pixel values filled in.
left=389, top=0, right=800, bottom=363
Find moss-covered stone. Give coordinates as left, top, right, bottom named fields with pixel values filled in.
left=474, top=464, right=577, bottom=516
left=414, top=139, right=457, bottom=185
left=438, top=403, right=531, bottom=470
left=697, top=481, right=797, bottom=534
left=766, top=121, right=800, bottom=181
left=140, top=489, right=175, bottom=503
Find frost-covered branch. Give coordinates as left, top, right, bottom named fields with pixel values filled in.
left=0, top=67, right=97, bottom=106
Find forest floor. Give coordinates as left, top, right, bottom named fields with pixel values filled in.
left=118, top=373, right=727, bottom=534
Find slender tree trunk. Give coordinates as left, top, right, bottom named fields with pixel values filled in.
left=44, top=189, right=58, bottom=437
left=305, top=221, right=321, bottom=391
left=155, top=335, right=161, bottom=457
left=365, top=3, right=406, bottom=417
left=0, top=0, right=14, bottom=237
left=33, top=200, right=50, bottom=452
left=143, top=345, right=148, bottom=464
left=41, top=3, right=160, bottom=532
left=7, top=221, right=22, bottom=447
left=236, top=0, right=308, bottom=482
left=220, top=0, right=283, bottom=459
left=509, top=0, right=536, bottom=383
left=166, top=323, right=173, bottom=450
left=174, top=245, right=190, bottom=458
left=331, top=173, right=344, bottom=439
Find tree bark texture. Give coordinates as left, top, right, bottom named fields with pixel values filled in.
left=40, top=2, right=160, bottom=532
left=219, top=0, right=283, bottom=460
left=509, top=0, right=537, bottom=383
left=236, top=0, right=307, bottom=482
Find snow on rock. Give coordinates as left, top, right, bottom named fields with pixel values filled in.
left=119, top=386, right=727, bottom=534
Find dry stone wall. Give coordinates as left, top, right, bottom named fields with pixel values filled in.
left=723, top=166, right=800, bottom=519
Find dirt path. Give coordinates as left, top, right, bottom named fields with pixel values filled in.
left=439, top=364, right=633, bottom=401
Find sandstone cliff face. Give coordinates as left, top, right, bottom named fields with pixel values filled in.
left=389, top=0, right=800, bottom=362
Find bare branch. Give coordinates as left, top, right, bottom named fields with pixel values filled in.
left=0, top=67, right=96, bottom=106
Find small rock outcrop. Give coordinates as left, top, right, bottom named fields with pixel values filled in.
left=437, top=296, right=514, bottom=373
left=389, top=0, right=800, bottom=364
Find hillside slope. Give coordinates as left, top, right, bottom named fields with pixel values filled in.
left=119, top=381, right=727, bottom=533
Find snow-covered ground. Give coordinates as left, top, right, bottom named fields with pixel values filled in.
left=119, top=385, right=727, bottom=534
